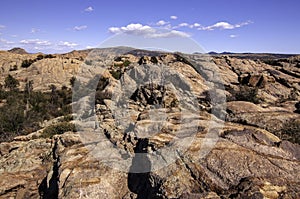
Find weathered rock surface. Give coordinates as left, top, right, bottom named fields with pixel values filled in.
left=0, top=49, right=300, bottom=198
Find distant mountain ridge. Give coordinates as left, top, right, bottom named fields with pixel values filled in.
left=7, top=47, right=28, bottom=55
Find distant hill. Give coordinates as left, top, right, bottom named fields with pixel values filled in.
left=7, top=47, right=28, bottom=55
left=205, top=52, right=297, bottom=60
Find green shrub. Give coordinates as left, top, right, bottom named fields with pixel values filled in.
left=0, top=98, right=25, bottom=142
left=150, top=56, right=158, bottom=64
left=4, top=75, right=19, bottom=91
left=123, top=60, right=131, bottom=67
left=70, top=76, right=76, bottom=87
left=0, top=83, right=74, bottom=142
left=21, top=59, right=35, bottom=68
left=41, top=122, right=76, bottom=138
left=85, top=60, right=92, bottom=65
left=58, top=115, right=74, bottom=122
left=36, top=54, right=44, bottom=60
left=280, top=119, right=300, bottom=144
left=110, top=70, right=122, bottom=80
left=44, top=54, right=56, bottom=59
left=227, top=85, right=260, bottom=104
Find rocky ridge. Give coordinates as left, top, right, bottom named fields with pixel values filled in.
left=0, top=48, right=299, bottom=198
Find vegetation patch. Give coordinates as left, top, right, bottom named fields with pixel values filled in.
left=227, top=85, right=260, bottom=104
left=280, top=119, right=300, bottom=144
left=0, top=75, right=73, bottom=142
left=41, top=122, right=76, bottom=138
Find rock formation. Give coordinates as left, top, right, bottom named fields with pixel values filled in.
left=0, top=48, right=299, bottom=198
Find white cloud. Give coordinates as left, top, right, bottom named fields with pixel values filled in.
left=58, top=41, right=78, bottom=48
left=86, top=45, right=95, bottom=49
left=0, top=38, right=14, bottom=44
left=0, top=38, right=15, bottom=49
left=31, top=28, right=40, bottom=33
left=0, top=25, right=5, bottom=29
left=20, top=39, right=51, bottom=46
left=73, top=25, right=88, bottom=31
left=199, top=21, right=252, bottom=31
left=170, top=16, right=178, bottom=20
left=149, top=30, right=190, bottom=38
left=156, top=20, right=168, bottom=26
left=230, top=34, right=238, bottom=38
left=108, top=23, right=190, bottom=38
left=178, top=23, right=189, bottom=27
left=173, top=22, right=201, bottom=29
left=84, top=6, right=94, bottom=12
left=109, top=23, right=155, bottom=35
left=192, top=23, right=201, bottom=28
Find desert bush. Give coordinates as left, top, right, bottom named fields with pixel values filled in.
left=36, top=54, right=44, bottom=60
left=0, top=83, right=74, bottom=142
left=150, top=56, right=158, bottom=64
left=21, top=59, right=35, bottom=68
left=4, top=75, right=19, bottom=91
left=70, top=76, right=76, bottom=87
left=0, top=99, right=25, bottom=142
left=280, top=119, right=300, bottom=144
left=58, top=115, right=74, bottom=122
left=227, top=85, right=260, bottom=104
left=44, top=54, right=56, bottom=58
left=263, top=59, right=283, bottom=67
left=123, top=60, right=131, bottom=67
left=41, top=122, right=76, bottom=138
left=110, top=70, right=122, bottom=80
left=85, top=60, right=92, bottom=65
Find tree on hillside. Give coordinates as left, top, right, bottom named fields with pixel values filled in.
left=4, top=75, right=19, bottom=91
left=49, top=84, right=58, bottom=105
left=70, top=76, right=76, bottom=87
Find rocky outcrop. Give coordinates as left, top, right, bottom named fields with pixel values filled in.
left=8, top=48, right=28, bottom=55
left=0, top=48, right=300, bottom=198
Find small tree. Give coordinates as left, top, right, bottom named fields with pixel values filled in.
left=24, top=80, right=34, bottom=96
left=70, top=76, right=76, bottom=87
left=49, top=84, right=58, bottom=105
left=21, top=59, right=35, bottom=68
left=4, top=75, right=19, bottom=91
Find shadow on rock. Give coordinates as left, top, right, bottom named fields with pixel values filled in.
left=127, top=138, right=163, bottom=199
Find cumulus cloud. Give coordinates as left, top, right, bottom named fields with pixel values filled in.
left=199, top=21, right=252, bottom=31
left=109, top=23, right=155, bottom=35
left=84, top=6, right=94, bottom=12
left=31, top=28, right=40, bottom=33
left=191, top=23, right=201, bottom=28
left=178, top=23, right=189, bottom=27
left=20, top=39, right=51, bottom=46
left=73, top=25, right=88, bottom=31
left=58, top=41, right=78, bottom=48
left=149, top=30, right=190, bottom=38
left=156, top=20, right=168, bottom=26
left=0, top=38, right=14, bottom=44
left=170, top=16, right=178, bottom=20
left=108, top=23, right=190, bottom=38
left=172, top=22, right=202, bottom=29
left=230, top=34, right=238, bottom=38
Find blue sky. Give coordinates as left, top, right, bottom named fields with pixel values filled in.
left=0, top=0, right=299, bottom=53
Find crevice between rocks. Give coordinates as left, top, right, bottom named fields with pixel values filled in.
left=127, top=138, right=164, bottom=199
left=38, top=139, right=60, bottom=199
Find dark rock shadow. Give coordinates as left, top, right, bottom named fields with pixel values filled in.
left=127, top=138, right=162, bottom=199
